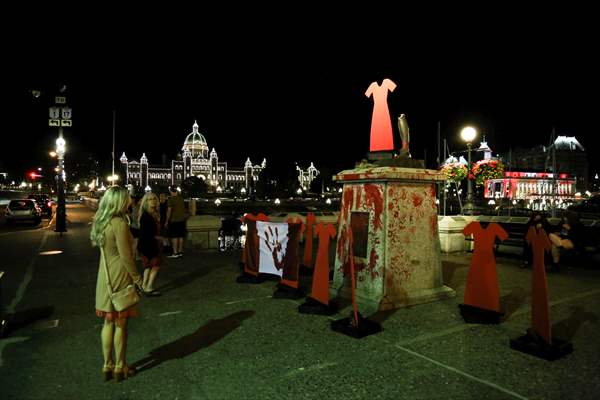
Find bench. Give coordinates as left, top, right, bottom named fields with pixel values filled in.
left=464, top=216, right=600, bottom=266
left=463, top=216, right=537, bottom=251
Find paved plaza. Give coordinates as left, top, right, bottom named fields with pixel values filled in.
left=1, top=204, right=599, bottom=399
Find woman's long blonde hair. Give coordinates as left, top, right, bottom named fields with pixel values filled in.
left=138, top=192, right=160, bottom=226
left=90, top=186, right=131, bottom=247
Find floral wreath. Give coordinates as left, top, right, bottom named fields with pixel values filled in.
left=440, top=162, right=468, bottom=183
left=471, top=159, right=505, bottom=186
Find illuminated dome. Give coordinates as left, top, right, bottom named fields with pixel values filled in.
left=182, top=121, right=209, bottom=159
left=552, top=135, right=585, bottom=151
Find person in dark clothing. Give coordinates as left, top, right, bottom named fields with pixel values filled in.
left=137, top=192, right=162, bottom=296
left=521, top=211, right=552, bottom=268
left=158, top=192, right=171, bottom=255
left=548, top=212, right=584, bottom=272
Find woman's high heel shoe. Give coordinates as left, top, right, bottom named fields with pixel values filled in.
left=113, top=365, right=136, bottom=382
left=102, top=364, right=114, bottom=381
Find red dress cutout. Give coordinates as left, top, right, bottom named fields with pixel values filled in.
left=463, top=222, right=508, bottom=312
left=310, top=222, right=336, bottom=305
left=279, top=222, right=303, bottom=289
left=242, top=213, right=269, bottom=276
left=525, top=226, right=553, bottom=344
left=303, top=213, right=316, bottom=268
left=365, top=78, right=396, bottom=152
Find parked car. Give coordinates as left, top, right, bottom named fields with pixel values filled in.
left=27, top=194, right=53, bottom=217
left=567, top=195, right=600, bottom=220
left=5, top=199, right=42, bottom=225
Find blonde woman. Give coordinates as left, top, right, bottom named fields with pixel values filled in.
left=91, top=186, right=143, bottom=382
left=137, top=192, right=162, bottom=296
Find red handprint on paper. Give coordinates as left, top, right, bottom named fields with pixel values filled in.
left=264, top=225, right=284, bottom=270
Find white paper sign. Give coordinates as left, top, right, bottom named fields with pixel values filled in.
left=257, top=221, right=289, bottom=277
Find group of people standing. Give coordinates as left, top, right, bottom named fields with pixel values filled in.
left=129, top=187, right=188, bottom=294
left=90, top=185, right=189, bottom=382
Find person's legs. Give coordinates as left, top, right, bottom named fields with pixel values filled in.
left=562, top=238, right=574, bottom=250
left=146, top=266, right=160, bottom=293
left=168, top=237, right=178, bottom=257
left=551, top=244, right=561, bottom=263
left=176, top=237, right=184, bottom=255
left=548, top=233, right=562, bottom=247
left=142, top=267, right=150, bottom=291
left=101, top=319, right=115, bottom=370
left=113, top=317, right=130, bottom=381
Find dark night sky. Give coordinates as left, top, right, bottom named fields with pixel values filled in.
left=2, top=10, right=599, bottom=180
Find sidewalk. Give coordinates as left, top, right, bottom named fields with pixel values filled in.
left=1, top=215, right=599, bottom=399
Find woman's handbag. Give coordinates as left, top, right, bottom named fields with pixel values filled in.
left=101, top=248, right=140, bottom=312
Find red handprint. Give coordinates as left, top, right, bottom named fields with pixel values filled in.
left=264, top=225, right=284, bottom=270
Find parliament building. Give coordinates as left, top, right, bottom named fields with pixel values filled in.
left=119, top=121, right=265, bottom=191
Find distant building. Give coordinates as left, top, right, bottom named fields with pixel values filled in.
left=476, top=138, right=493, bottom=160
left=296, top=162, right=319, bottom=190
left=504, top=136, right=588, bottom=191
left=120, top=121, right=265, bottom=191
left=484, top=171, right=576, bottom=211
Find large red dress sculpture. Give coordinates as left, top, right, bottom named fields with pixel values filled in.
left=365, top=78, right=396, bottom=152
left=510, top=226, right=573, bottom=360
left=463, top=221, right=508, bottom=312
left=526, top=225, right=552, bottom=343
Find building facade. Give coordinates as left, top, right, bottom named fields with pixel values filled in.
left=296, top=162, right=319, bottom=190
left=120, top=121, right=265, bottom=191
left=507, top=136, right=588, bottom=191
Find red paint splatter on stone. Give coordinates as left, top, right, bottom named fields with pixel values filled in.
left=355, top=188, right=361, bottom=210
left=412, top=193, right=423, bottom=207
left=342, top=187, right=354, bottom=220
left=337, top=227, right=348, bottom=267
left=386, top=273, right=394, bottom=290
left=430, top=214, right=438, bottom=236
left=364, top=184, right=383, bottom=230
left=369, top=248, right=379, bottom=279
left=354, top=261, right=366, bottom=273
left=342, top=173, right=361, bottom=181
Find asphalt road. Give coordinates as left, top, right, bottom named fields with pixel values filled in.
left=1, top=204, right=599, bottom=399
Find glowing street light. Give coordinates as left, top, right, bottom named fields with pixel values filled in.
left=274, top=198, right=281, bottom=205
left=55, top=135, right=67, bottom=233
left=460, top=126, right=477, bottom=215
left=215, top=198, right=221, bottom=206
left=107, top=174, right=120, bottom=185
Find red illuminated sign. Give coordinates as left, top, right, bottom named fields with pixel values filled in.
left=504, top=171, right=569, bottom=179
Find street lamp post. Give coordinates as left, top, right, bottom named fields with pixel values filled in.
left=460, top=126, right=477, bottom=215
left=49, top=89, right=71, bottom=233
left=55, top=135, right=67, bottom=233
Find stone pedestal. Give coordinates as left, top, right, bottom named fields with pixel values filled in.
left=438, top=215, right=474, bottom=253
left=186, top=215, right=221, bottom=250
left=331, top=167, right=455, bottom=313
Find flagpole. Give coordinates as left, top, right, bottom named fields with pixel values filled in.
left=112, top=110, right=116, bottom=178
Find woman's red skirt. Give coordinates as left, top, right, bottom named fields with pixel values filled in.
left=96, top=305, right=140, bottom=321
